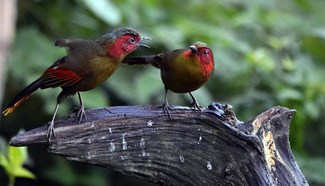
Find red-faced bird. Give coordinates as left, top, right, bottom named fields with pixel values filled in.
left=122, top=41, right=214, bottom=116
left=2, top=27, right=150, bottom=140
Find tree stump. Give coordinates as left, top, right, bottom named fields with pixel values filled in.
left=9, top=103, right=308, bottom=186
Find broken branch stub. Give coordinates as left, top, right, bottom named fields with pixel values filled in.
left=10, top=104, right=308, bottom=186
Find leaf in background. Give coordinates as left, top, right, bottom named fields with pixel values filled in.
left=246, top=48, right=275, bottom=72
left=14, top=167, right=36, bottom=179
left=302, top=35, right=325, bottom=60
left=0, top=153, right=9, bottom=171
left=8, top=146, right=27, bottom=169
left=282, top=56, right=296, bottom=71
left=82, top=0, right=121, bottom=26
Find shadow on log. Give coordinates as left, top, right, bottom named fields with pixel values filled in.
left=10, top=103, right=308, bottom=186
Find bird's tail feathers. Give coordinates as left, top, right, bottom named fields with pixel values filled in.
left=2, top=78, right=41, bottom=116
left=122, top=55, right=160, bottom=68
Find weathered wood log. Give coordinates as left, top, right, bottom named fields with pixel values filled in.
left=10, top=103, right=308, bottom=186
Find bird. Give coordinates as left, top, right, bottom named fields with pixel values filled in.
left=2, top=27, right=151, bottom=140
left=122, top=41, right=214, bottom=116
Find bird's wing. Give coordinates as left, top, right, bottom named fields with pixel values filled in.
left=156, top=49, right=186, bottom=71
left=40, top=57, right=83, bottom=89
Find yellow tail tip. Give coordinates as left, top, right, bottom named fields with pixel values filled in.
left=2, top=95, right=33, bottom=116
left=2, top=107, right=13, bottom=116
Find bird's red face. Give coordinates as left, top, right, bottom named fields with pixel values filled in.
left=187, top=42, right=214, bottom=77
left=107, top=35, right=150, bottom=58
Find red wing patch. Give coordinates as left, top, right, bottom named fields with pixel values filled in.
left=40, top=68, right=82, bottom=89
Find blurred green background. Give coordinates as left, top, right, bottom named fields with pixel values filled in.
left=0, top=0, right=324, bottom=185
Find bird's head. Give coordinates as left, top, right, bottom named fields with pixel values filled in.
left=187, top=41, right=214, bottom=77
left=101, top=27, right=151, bottom=59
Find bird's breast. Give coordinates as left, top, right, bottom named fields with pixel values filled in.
left=73, top=57, right=119, bottom=91
left=161, top=58, right=210, bottom=93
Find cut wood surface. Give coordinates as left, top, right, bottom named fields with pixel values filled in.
left=10, top=103, right=308, bottom=186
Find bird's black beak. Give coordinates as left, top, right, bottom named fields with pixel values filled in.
left=137, top=37, right=151, bottom=48
left=189, top=45, right=199, bottom=54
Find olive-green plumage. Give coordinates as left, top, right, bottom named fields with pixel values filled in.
left=53, top=27, right=145, bottom=96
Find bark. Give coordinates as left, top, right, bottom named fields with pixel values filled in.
left=10, top=103, right=308, bottom=186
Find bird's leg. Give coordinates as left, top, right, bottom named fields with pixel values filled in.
left=47, top=103, right=59, bottom=142
left=162, top=87, right=172, bottom=117
left=189, top=92, right=202, bottom=111
left=76, top=92, right=87, bottom=123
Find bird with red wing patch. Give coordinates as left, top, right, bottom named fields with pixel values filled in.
left=2, top=27, right=151, bottom=141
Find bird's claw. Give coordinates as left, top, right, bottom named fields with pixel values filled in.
left=46, top=121, right=56, bottom=142
left=76, top=106, right=87, bottom=123
left=162, top=103, right=173, bottom=117
left=189, top=101, right=202, bottom=111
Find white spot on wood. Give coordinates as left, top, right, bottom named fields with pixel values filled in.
left=147, top=120, right=154, bottom=127
left=109, top=141, right=115, bottom=152
left=120, top=155, right=125, bottom=160
left=88, top=139, right=91, bottom=144
left=87, top=152, right=91, bottom=160
left=122, top=133, right=127, bottom=150
left=207, top=161, right=212, bottom=170
left=140, top=138, right=145, bottom=149
left=198, top=136, right=202, bottom=144
left=90, top=123, right=95, bottom=128
left=140, top=138, right=146, bottom=156
left=179, top=155, right=185, bottom=163
left=109, top=128, right=112, bottom=134
left=101, top=136, right=106, bottom=140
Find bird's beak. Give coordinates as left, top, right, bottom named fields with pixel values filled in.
left=189, top=45, right=199, bottom=54
left=137, top=37, right=151, bottom=48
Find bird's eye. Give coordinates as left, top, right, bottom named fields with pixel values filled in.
left=129, top=37, right=136, bottom=44
left=203, top=50, right=209, bottom=55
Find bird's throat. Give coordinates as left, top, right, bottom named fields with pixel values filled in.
left=200, top=58, right=214, bottom=77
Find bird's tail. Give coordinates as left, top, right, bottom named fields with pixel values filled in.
left=2, top=78, right=41, bottom=116
left=122, top=55, right=160, bottom=69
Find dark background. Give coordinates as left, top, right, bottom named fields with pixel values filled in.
left=0, top=0, right=324, bottom=186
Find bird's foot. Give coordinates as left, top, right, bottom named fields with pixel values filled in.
left=162, top=103, right=174, bottom=117
left=189, top=101, right=202, bottom=111
left=76, top=105, right=87, bottom=123
left=46, top=121, right=56, bottom=143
